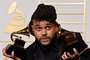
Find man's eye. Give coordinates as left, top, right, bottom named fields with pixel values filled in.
left=46, top=26, right=51, bottom=30
left=35, top=27, right=41, bottom=31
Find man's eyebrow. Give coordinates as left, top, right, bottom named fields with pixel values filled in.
left=46, top=23, right=53, bottom=26
left=34, top=24, right=40, bottom=27
left=32, top=22, right=54, bottom=27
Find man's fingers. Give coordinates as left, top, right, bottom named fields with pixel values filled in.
left=67, top=52, right=74, bottom=58
left=62, top=52, right=68, bottom=59
left=62, top=48, right=79, bottom=59
left=73, top=48, right=78, bottom=55
left=2, top=48, right=11, bottom=57
left=2, top=48, right=15, bottom=59
left=67, top=52, right=77, bottom=59
left=11, top=51, right=14, bottom=57
left=2, top=48, right=6, bottom=56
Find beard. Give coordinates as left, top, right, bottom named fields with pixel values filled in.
left=36, top=33, right=57, bottom=46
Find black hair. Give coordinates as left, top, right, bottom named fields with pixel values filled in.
left=29, top=3, right=59, bottom=35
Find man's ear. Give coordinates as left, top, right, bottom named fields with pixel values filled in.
left=55, top=24, right=61, bottom=38
left=55, top=24, right=61, bottom=33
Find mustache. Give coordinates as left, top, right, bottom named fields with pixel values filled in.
left=40, top=36, right=51, bottom=40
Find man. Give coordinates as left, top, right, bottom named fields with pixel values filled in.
left=3, top=3, right=90, bottom=60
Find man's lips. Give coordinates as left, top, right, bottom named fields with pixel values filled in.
left=41, top=38, right=49, bottom=41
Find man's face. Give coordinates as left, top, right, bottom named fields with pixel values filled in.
left=31, top=20, right=56, bottom=46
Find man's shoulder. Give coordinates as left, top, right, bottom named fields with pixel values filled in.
left=26, top=42, right=36, bottom=53
left=25, top=42, right=37, bottom=60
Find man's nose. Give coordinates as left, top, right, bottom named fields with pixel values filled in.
left=42, top=29, right=47, bottom=36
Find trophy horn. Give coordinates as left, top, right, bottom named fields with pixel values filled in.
left=11, top=26, right=30, bottom=41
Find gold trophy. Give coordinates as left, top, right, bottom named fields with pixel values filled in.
left=4, top=1, right=30, bottom=59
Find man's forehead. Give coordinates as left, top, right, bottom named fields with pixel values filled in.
left=32, top=20, right=53, bottom=26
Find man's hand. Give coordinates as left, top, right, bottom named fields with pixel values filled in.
left=2, top=48, right=21, bottom=60
left=62, top=48, right=79, bottom=60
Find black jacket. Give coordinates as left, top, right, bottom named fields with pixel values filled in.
left=26, top=39, right=64, bottom=60
left=26, top=29, right=90, bottom=60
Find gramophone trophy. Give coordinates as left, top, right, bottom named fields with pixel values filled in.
left=59, top=29, right=88, bottom=55
left=4, top=1, right=30, bottom=60
left=5, top=26, right=30, bottom=60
